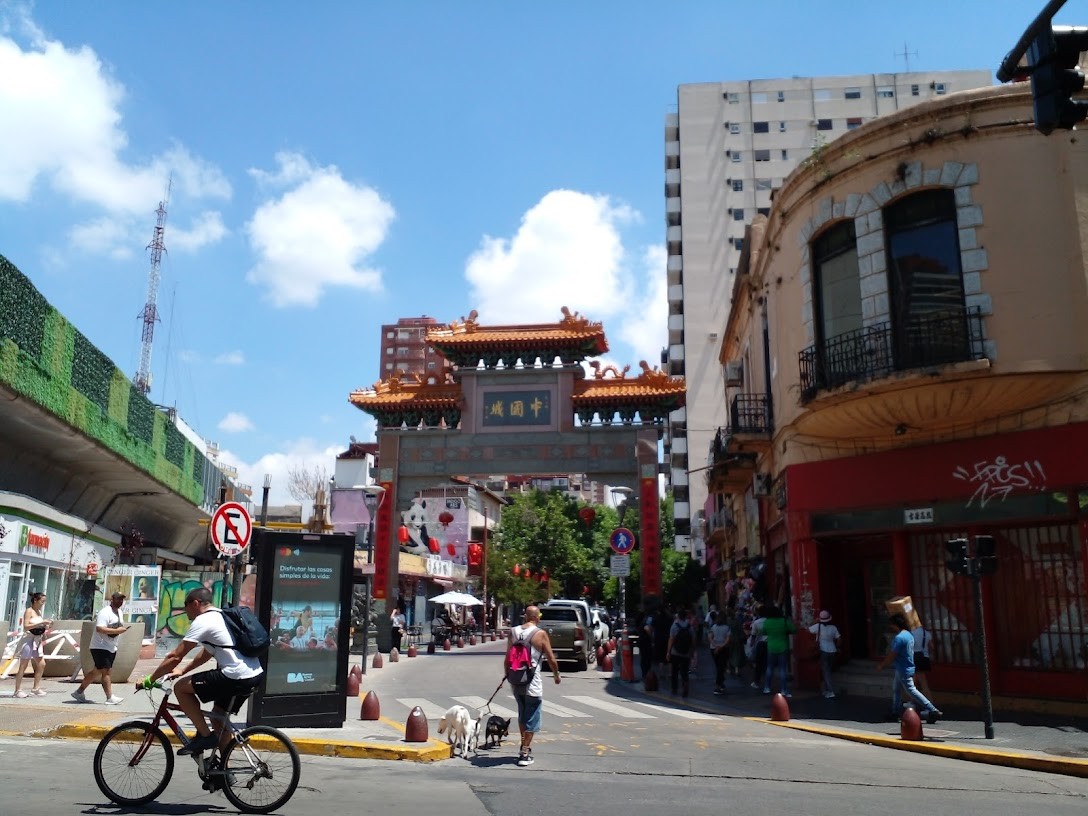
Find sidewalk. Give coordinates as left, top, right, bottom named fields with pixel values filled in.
left=610, top=642, right=1088, bottom=778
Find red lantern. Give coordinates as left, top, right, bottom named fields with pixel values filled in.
left=397, top=525, right=410, bottom=544
left=583, top=585, right=590, bottom=595
left=428, top=537, right=440, bottom=554
left=439, top=510, right=454, bottom=528
left=578, top=507, right=596, bottom=528
left=541, top=569, right=549, bottom=583
left=446, top=542, right=456, bottom=556
left=467, top=543, right=483, bottom=567
left=513, top=564, right=521, bottom=577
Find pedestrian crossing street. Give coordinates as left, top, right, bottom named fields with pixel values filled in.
left=394, top=694, right=718, bottom=722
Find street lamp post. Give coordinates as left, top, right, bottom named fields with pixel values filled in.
left=360, top=484, right=386, bottom=673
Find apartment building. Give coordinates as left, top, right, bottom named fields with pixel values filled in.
left=664, top=69, right=992, bottom=557
left=379, top=316, right=450, bottom=381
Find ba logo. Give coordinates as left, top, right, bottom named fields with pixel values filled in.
left=287, top=672, right=314, bottom=684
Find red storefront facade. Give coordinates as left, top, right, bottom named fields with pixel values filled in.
left=782, top=422, right=1088, bottom=701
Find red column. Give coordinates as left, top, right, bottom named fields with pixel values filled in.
left=373, top=480, right=395, bottom=601
left=639, top=477, right=661, bottom=602
left=785, top=511, right=821, bottom=689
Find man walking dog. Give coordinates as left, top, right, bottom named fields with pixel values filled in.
left=504, top=605, right=561, bottom=767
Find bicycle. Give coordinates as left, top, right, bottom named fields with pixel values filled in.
left=92, top=678, right=301, bottom=814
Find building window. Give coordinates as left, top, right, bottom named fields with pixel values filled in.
left=817, top=118, right=833, bottom=130
left=385, top=347, right=394, bottom=355
left=911, top=84, right=920, bottom=96
left=754, top=149, right=771, bottom=162
left=884, top=189, right=968, bottom=368
left=777, top=90, right=785, bottom=102
left=752, top=92, right=768, bottom=103
left=729, top=122, right=741, bottom=134
left=812, top=219, right=862, bottom=359
left=753, top=121, right=769, bottom=133
left=934, top=82, right=947, bottom=95
left=756, top=177, right=772, bottom=190
left=779, top=121, right=787, bottom=132
left=427, top=361, right=436, bottom=369
left=733, top=209, right=745, bottom=221
left=385, top=362, right=394, bottom=370
left=731, top=151, right=742, bottom=163
left=732, top=179, right=744, bottom=192
left=877, top=86, right=895, bottom=98
left=733, top=237, right=744, bottom=250
left=385, top=331, right=394, bottom=339
left=846, top=117, right=863, bottom=130
left=781, top=149, right=789, bottom=160
left=844, top=87, right=862, bottom=99
left=814, top=88, right=832, bottom=101
left=724, top=92, right=739, bottom=103
left=757, top=207, right=770, bottom=216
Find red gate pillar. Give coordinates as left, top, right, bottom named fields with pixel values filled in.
left=786, top=511, right=821, bottom=690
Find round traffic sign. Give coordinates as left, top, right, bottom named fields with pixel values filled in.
left=609, top=527, right=636, bottom=555
left=210, top=501, right=252, bottom=557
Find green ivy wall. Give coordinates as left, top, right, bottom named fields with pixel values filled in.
left=0, top=253, right=209, bottom=506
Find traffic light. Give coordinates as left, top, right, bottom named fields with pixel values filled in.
left=1029, top=25, right=1088, bottom=134
left=975, top=535, right=998, bottom=576
left=945, top=538, right=970, bottom=575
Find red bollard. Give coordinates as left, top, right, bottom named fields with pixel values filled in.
left=596, top=646, right=605, bottom=663
left=900, top=706, right=924, bottom=741
left=390, top=648, right=400, bottom=663
left=426, top=640, right=436, bottom=654
left=443, top=638, right=451, bottom=651
left=490, top=632, right=496, bottom=642
left=606, top=639, right=616, bottom=655
left=372, top=651, right=384, bottom=669
left=469, top=634, right=477, bottom=646
left=600, top=653, right=613, bottom=672
left=407, top=643, right=418, bottom=657
left=346, top=669, right=360, bottom=697
left=770, top=692, right=791, bottom=722
left=405, top=705, right=428, bottom=742
left=360, top=690, right=380, bottom=720
left=644, top=669, right=658, bottom=691
left=620, top=637, right=635, bottom=682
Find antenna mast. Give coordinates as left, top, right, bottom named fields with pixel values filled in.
left=134, top=180, right=171, bottom=395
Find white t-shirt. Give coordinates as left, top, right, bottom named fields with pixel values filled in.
left=911, top=626, right=930, bottom=657
left=184, top=609, right=263, bottom=680
left=808, top=621, right=841, bottom=654
left=90, top=604, right=124, bottom=652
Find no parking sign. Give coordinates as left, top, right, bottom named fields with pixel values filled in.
left=210, top=502, right=252, bottom=557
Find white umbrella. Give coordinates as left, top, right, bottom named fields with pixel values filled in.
left=429, top=591, right=483, bottom=606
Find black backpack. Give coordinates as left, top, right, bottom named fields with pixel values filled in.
left=216, top=607, right=270, bottom=657
left=673, top=623, right=693, bottom=655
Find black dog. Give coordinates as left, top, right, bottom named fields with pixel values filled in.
left=484, top=715, right=511, bottom=748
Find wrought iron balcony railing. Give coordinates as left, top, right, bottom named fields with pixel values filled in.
left=730, top=393, right=772, bottom=435
left=798, top=306, right=986, bottom=401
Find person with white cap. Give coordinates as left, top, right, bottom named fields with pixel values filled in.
left=808, top=610, right=841, bottom=698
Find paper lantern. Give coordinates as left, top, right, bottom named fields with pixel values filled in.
left=397, top=525, right=410, bottom=544
left=541, top=569, right=549, bottom=583
left=513, top=564, right=521, bottom=577
left=428, top=537, right=440, bottom=554
left=446, top=542, right=456, bottom=556
left=439, top=510, right=454, bottom=528
left=578, top=507, right=596, bottom=528
left=467, top=543, right=483, bottom=567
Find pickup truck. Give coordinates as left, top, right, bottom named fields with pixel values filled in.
left=538, top=604, right=594, bottom=671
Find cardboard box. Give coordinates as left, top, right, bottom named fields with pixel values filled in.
left=885, top=595, right=921, bottom=630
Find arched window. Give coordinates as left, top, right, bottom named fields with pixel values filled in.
left=883, top=190, right=968, bottom=368
left=812, top=220, right=861, bottom=346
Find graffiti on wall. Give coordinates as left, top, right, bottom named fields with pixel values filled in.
left=154, top=571, right=234, bottom=657
left=952, top=455, right=1048, bottom=509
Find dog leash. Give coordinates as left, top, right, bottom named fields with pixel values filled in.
left=483, top=677, right=505, bottom=710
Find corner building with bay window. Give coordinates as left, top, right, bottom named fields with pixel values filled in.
left=709, top=83, right=1088, bottom=701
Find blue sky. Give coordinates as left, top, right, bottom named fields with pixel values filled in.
left=0, top=1, right=1049, bottom=504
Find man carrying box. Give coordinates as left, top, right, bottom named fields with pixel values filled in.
left=878, top=613, right=943, bottom=724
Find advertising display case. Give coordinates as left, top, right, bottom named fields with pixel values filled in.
left=247, top=530, right=353, bottom=728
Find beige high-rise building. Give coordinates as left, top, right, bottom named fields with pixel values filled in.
left=664, top=70, right=992, bottom=558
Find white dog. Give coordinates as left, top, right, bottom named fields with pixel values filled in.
left=437, top=705, right=478, bottom=757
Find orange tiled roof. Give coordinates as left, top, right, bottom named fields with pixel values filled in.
left=349, top=373, right=461, bottom=408
left=427, top=307, right=608, bottom=354
left=572, top=361, right=686, bottom=405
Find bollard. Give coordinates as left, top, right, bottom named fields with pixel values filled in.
left=490, top=632, right=496, bottom=642
left=389, top=648, right=399, bottom=663
left=360, top=690, right=380, bottom=720
left=427, top=640, right=436, bottom=654
left=606, top=638, right=616, bottom=655
left=443, top=638, right=451, bottom=651
left=469, top=634, right=477, bottom=646
left=644, top=668, right=658, bottom=692
left=405, top=705, right=429, bottom=742
left=900, top=706, right=924, bottom=741
left=770, top=692, right=791, bottom=722
left=620, top=637, right=635, bottom=682
left=600, top=652, right=613, bottom=672
left=408, top=643, right=418, bottom=657
left=457, top=636, right=465, bottom=649
left=372, top=651, right=384, bottom=669
left=596, top=646, right=605, bottom=663
left=346, top=669, right=360, bottom=697
left=350, top=664, right=362, bottom=680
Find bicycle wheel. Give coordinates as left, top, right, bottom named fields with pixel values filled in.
left=220, top=725, right=301, bottom=813
left=93, top=721, right=174, bottom=806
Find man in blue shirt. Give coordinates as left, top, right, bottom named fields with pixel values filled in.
left=878, top=613, right=943, bottom=724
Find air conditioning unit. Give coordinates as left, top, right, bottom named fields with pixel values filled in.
left=753, top=473, right=772, bottom=497
left=724, top=360, right=743, bottom=386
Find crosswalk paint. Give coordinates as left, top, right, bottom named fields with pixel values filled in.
left=562, top=695, right=654, bottom=719
left=396, top=698, right=449, bottom=719
left=451, top=695, right=518, bottom=720
left=540, top=699, right=594, bottom=718
left=634, top=701, right=718, bottom=720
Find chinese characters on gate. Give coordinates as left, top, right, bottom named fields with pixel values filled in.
left=481, top=390, right=551, bottom=427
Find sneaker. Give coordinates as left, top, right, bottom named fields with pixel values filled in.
left=824, top=691, right=836, bottom=699
left=14, top=691, right=28, bottom=698
left=516, top=749, right=534, bottom=767
left=179, top=732, right=220, bottom=756
left=70, top=689, right=88, bottom=703
left=750, top=682, right=760, bottom=690
left=31, top=689, right=47, bottom=696
left=104, top=696, right=124, bottom=705
left=762, top=687, right=771, bottom=694
left=783, top=692, right=793, bottom=699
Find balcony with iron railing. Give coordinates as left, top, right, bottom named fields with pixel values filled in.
left=707, top=426, right=758, bottom=493
left=798, top=306, right=986, bottom=402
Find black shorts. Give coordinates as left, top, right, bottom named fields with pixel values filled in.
left=90, top=648, right=117, bottom=670
left=190, top=669, right=263, bottom=714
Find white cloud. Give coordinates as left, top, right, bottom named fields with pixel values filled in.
left=217, top=412, right=254, bottom=433
left=465, top=190, right=638, bottom=325
left=217, top=437, right=348, bottom=509
left=177, top=349, right=200, bottom=364
left=214, top=350, right=245, bottom=365
left=170, top=211, right=228, bottom=252
left=68, top=217, right=135, bottom=259
left=245, top=152, right=395, bottom=308
left=614, top=244, right=668, bottom=366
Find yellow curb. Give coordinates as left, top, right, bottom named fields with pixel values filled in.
left=32, top=723, right=451, bottom=763
left=750, top=717, right=1088, bottom=779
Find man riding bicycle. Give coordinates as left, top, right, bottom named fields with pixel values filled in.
left=143, top=587, right=263, bottom=755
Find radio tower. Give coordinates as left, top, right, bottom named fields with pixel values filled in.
left=134, top=181, right=170, bottom=396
